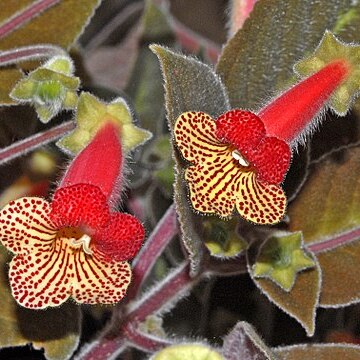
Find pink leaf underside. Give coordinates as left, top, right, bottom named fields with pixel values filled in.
left=94, top=212, right=145, bottom=262
left=174, top=112, right=286, bottom=224
left=0, top=197, right=132, bottom=309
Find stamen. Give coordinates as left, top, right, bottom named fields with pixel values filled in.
left=232, top=150, right=249, bottom=167
left=70, top=234, right=93, bottom=255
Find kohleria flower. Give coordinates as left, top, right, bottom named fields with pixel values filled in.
left=0, top=122, right=145, bottom=309
left=174, top=32, right=360, bottom=224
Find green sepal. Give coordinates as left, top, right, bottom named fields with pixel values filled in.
left=57, top=92, right=152, bottom=155
left=294, top=31, right=360, bottom=115
left=253, top=232, right=315, bottom=291
left=203, top=218, right=247, bottom=258
left=10, top=55, right=79, bottom=123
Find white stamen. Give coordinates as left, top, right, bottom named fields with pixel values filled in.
left=232, top=150, right=249, bottom=167
left=70, top=234, right=93, bottom=255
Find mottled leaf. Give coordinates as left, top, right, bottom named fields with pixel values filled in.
left=216, top=0, right=360, bottom=109
left=0, top=246, right=81, bottom=360
left=222, top=321, right=275, bottom=360
left=0, top=0, right=100, bottom=104
left=151, top=45, right=230, bottom=275
left=250, top=252, right=321, bottom=336
left=275, top=344, right=360, bottom=360
left=288, top=146, right=360, bottom=307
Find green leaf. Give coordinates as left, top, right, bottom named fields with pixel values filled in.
left=288, top=146, right=360, bottom=307
left=253, top=232, right=315, bottom=292
left=0, top=0, right=100, bottom=104
left=222, top=321, right=276, bottom=360
left=216, top=0, right=360, bottom=109
left=0, top=246, right=81, bottom=360
left=151, top=45, right=230, bottom=275
left=125, top=0, right=175, bottom=135
left=275, top=344, right=360, bottom=360
left=150, top=343, right=224, bottom=360
left=250, top=252, right=321, bottom=336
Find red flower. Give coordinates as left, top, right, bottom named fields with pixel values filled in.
left=0, top=123, right=145, bottom=309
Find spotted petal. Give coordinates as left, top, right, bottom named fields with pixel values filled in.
left=9, top=237, right=132, bottom=309
left=174, top=111, right=228, bottom=163
left=71, top=249, right=131, bottom=305
left=235, top=172, right=286, bottom=224
left=9, top=240, right=72, bottom=309
left=0, top=197, right=56, bottom=255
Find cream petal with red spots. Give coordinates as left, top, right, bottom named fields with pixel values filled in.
left=0, top=197, right=132, bottom=309
left=9, top=241, right=132, bottom=309
left=174, top=111, right=287, bottom=224
left=71, top=249, right=131, bottom=304
left=0, top=197, right=56, bottom=255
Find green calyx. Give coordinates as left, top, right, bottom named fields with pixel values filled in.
left=10, top=55, right=79, bottom=123
left=150, top=344, right=224, bottom=360
left=57, top=92, right=152, bottom=155
left=253, top=232, right=315, bottom=291
left=294, top=31, right=360, bottom=115
left=203, top=218, right=247, bottom=258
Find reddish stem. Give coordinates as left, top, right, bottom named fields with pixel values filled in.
left=0, top=45, right=65, bottom=66
left=0, top=0, right=61, bottom=40
left=229, top=0, right=258, bottom=36
left=259, top=60, right=351, bottom=143
left=60, top=122, right=123, bottom=201
left=128, top=204, right=178, bottom=299
left=0, top=121, right=75, bottom=165
left=78, top=263, right=194, bottom=359
left=308, top=227, right=360, bottom=254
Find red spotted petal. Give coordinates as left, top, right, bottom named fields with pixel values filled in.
left=93, top=213, right=145, bottom=261
left=71, top=249, right=132, bottom=305
left=8, top=237, right=132, bottom=308
left=0, top=197, right=56, bottom=255
left=216, top=110, right=266, bottom=153
left=247, top=137, right=291, bottom=184
left=50, top=184, right=110, bottom=230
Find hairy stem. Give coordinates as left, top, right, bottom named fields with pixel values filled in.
left=0, top=45, right=65, bottom=66
left=0, top=121, right=75, bottom=165
left=0, top=0, right=61, bottom=40
left=128, top=204, right=178, bottom=298
left=78, top=262, right=198, bottom=359
left=308, top=227, right=360, bottom=254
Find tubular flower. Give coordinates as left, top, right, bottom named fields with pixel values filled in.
left=175, top=110, right=290, bottom=224
left=175, top=32, right=360, bottom=224
left=0, top=123, right=145, bottom=309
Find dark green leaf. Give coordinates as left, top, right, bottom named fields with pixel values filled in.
left=216, top=0, right=360, bottom=109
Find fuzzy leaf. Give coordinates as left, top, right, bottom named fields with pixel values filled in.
left=151, top=45, right=230, bottom=275
left=222, top=321, right=275, bottom=360
left=275, top=344, right=360, bottom=360
left=0, top=246, right=81, bottom=360
left=0, top=0, right=100, bottom=104
left=216, top=0, right=360, bottom=109
left=150, top=343, right=224, bottom=360
left=250, top=253, right=321, bottom=336
left=288, top=146, right=360, bottom=307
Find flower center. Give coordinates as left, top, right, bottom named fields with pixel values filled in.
left=57, top=227, right=93, bottom=255
left=231, top=149, right=249, bottom=167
